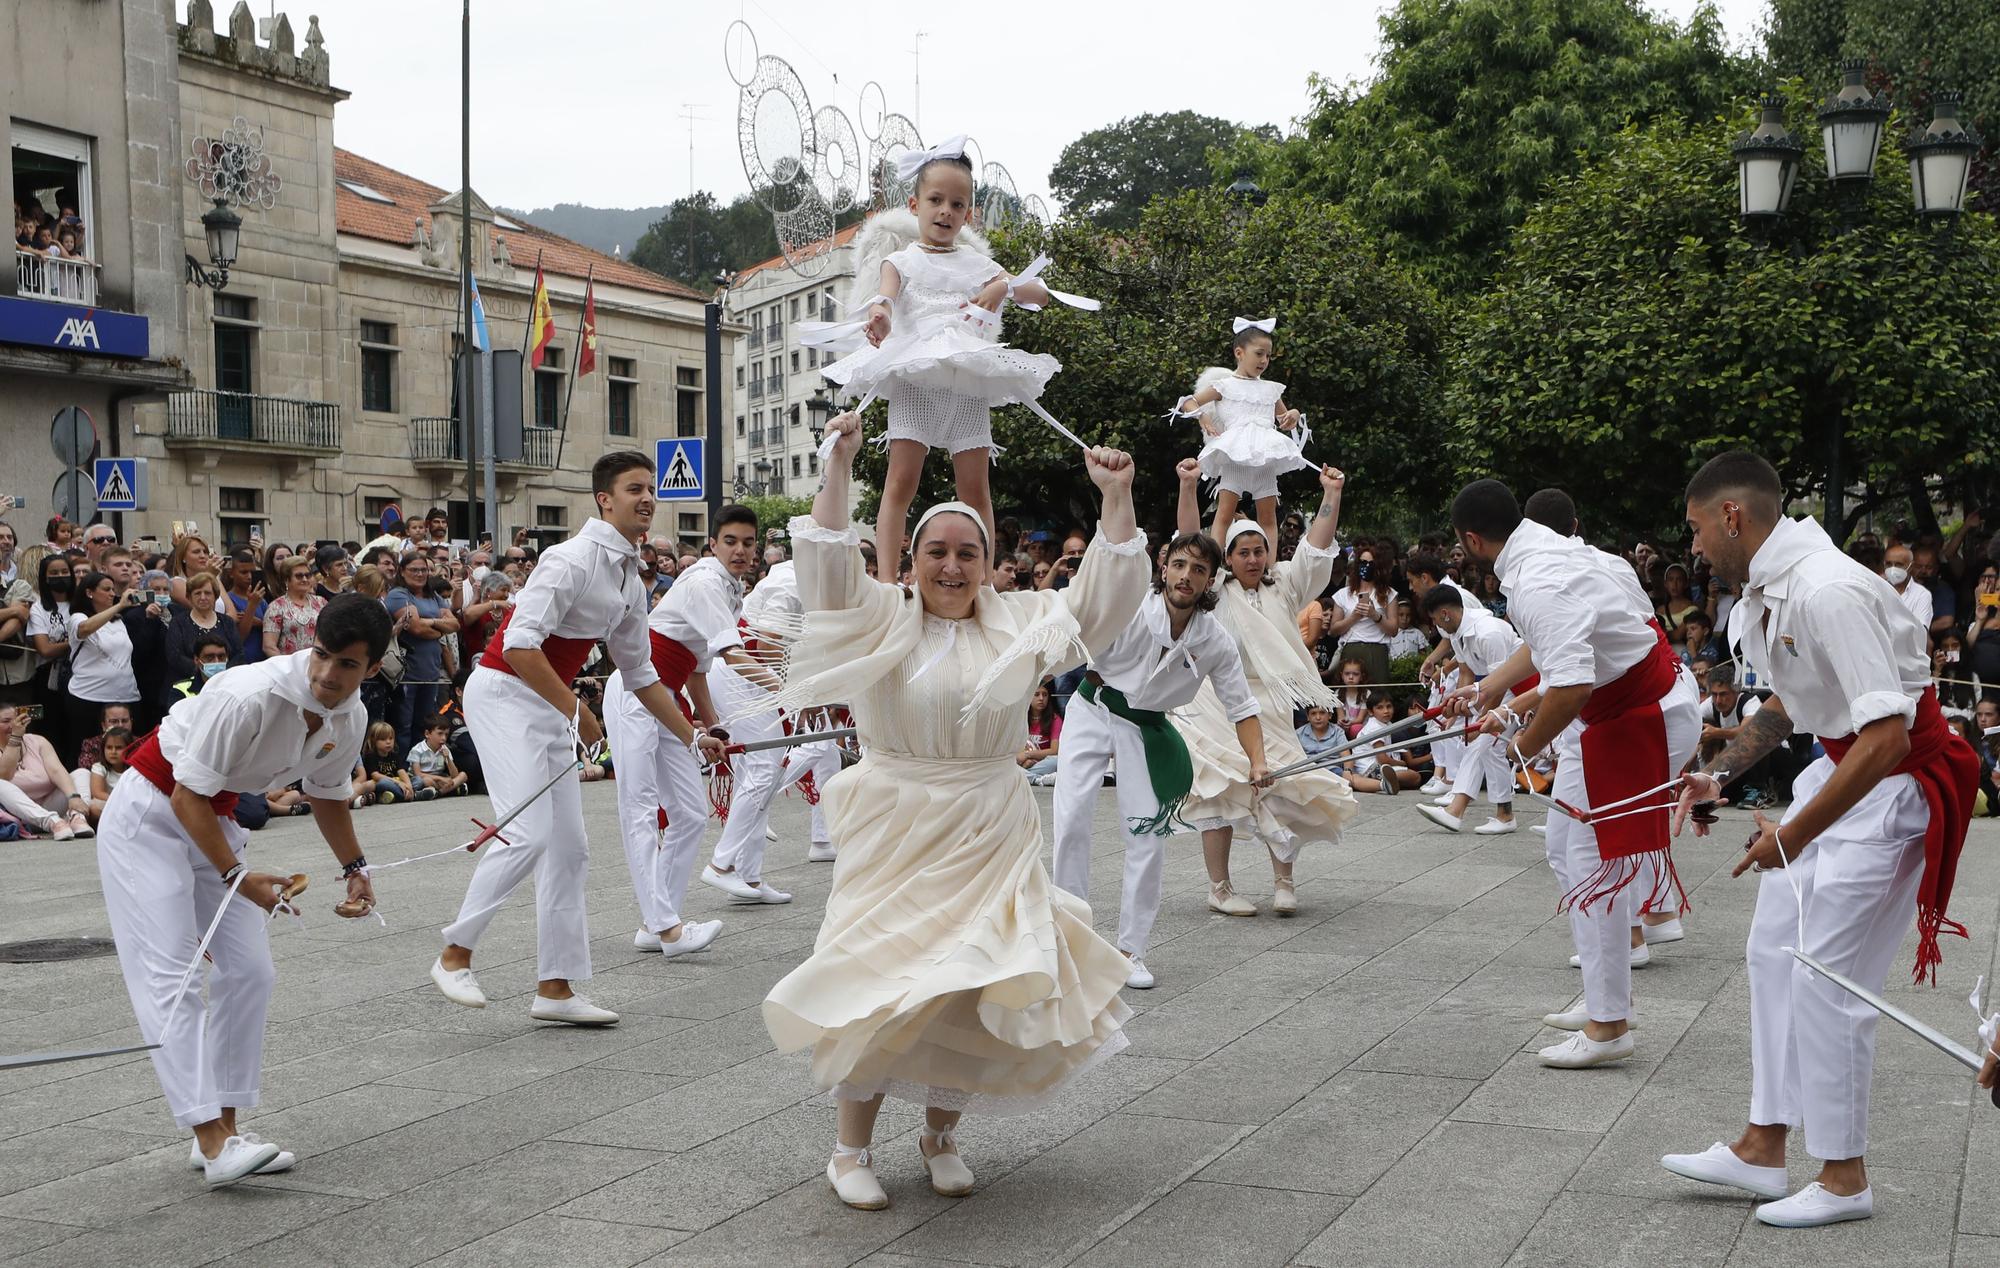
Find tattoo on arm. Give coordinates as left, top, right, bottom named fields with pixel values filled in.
left=1707, top=697, right=1793, bottom=778
left=1314, top=503, right=1333, bottom=520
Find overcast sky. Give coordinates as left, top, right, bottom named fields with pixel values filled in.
left=295, top=0, right=1768, bottom=218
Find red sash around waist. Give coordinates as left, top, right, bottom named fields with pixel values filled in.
left=477, top=608, right=599, bottom=684
left=126, top=730, right=239, bottom=817
left=1574, top=623, right=1681, bottom=862
left=1820, top=686, right=1979, bottom=984
left=649, top=630, right=697, bottom=721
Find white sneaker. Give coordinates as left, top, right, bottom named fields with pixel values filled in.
left=189, top=1132, right=293, bottom=1174
left=202, top=1135, right=281, bottom=1187
left=700, top=864, right=761, bottom=901
left=529, top=993, right=620, bottom=1026
left=808, top=841, right=837, bottom=862
left=1570, top=943, right=1650, bottom=969
left=48, top=813, right=75, bottom=841
left=1531, top=823, right=1548, bottom=835
left=634, top=928, right=662, bottom=952
left=1756, top=1182, right=1874, bottom=1228
left=1125, top=958, right=1156, bottom=990
left=1540, top=1007, right=1641, bottom=1033
left=1661, top=1142, right=1790, bottom=1199
left=1641, top=918, right=1685, bottom=945
left=1429, top=793, right=1456, bottom=807
left=827, top=1148, right=889, bottom=1210
left=1473, top=818, right=1518, bottom=835
left=765, top=824, right=779, bottom=842
left=1417, top=804, right=1464, bottom=833
left=430, top=957, right=487, bottom=1008
left=1537, top=1029, right=1634, bottom=1068
left=1418, top=777, right=1449, bottom=796
left=658, top=919, right=722, bottom=958
left=736, top=880, right=791, bottom=905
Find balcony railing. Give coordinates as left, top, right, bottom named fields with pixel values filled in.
left=765, top=374, right=783, bottom=395
left=748, top=379, right=764, bottom=400
left=15, top=251, right=99, bottom=305
left=748, top=327, right=765, bottom=349
left=167, top=389, right=339, bottom=450
left=767, top=319, right=784, bottom=342
left=408, top=416, right=556, bottom=468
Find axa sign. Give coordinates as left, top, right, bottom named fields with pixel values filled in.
left=0, top=296, right=147, bottom=358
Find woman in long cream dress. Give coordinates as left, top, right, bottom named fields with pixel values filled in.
left=762, top=411, right=1149, bottom=1211
left=1173, top=457, right=1358, bottom=916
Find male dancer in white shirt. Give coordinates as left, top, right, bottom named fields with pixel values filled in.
left=1663, top=451, right=1978, bottom=1228
left=432, top=451, right=720, bottom=1025
left=1051, top=527, right=1267, bottom=990
left=741, top=554, right=840, bottom=864
left=1416, top=586, right=1521, bottom=835
left=673, top=509, right=796, bottom=905
left=1453, top=479, right=1700, bottom=1069
left=1405, top=554, right=1483, bottom=795
left=97, top=595, right=390, bottom=1186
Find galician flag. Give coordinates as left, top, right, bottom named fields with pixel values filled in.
left=467, top=272, right=490, bottom=352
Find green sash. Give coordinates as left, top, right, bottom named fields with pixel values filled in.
left=1079, top=677, right=1193, bottom=837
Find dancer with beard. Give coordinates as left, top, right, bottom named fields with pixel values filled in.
left=1051, top=526, right=1269, bottom=991
left=1172, top=457, right=1357, bottom=917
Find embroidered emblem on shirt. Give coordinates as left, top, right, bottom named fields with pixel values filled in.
left=318, top=742, right=336, bottom=758
left=1779, top=636, right=1798, bottom=657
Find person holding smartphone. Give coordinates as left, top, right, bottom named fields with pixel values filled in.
left=63, top=572, right=144, bottom=767
left=1965, top=564, right=2000, bottom=703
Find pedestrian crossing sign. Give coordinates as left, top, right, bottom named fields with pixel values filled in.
left=92, top=457, right=145, bottom=511
left=655, top=438, right=704, bottom=501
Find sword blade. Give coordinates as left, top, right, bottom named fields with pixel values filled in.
left=734, top=727, right=857, bottom=754
left=1270, top=713, right=1433, bottom=777
left=0, top=1042, right=160, bottom=1071
left=1790, top=948, right=1984, bottom=1070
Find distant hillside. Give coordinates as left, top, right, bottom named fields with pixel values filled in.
left=504, top=203, right=669, bottom=259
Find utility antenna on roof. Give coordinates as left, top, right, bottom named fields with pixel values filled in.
left=679, top=103, right=708, bottom=277
left=911, top=31, right=927, bottom=133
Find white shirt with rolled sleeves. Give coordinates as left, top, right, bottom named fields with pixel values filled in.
left=501, top=516, right=658, bottom=691
left=742, top=560, right=802, bottom=630
left=1728, top=515, right=1930, bottom=740
left=1724, top=519, right=1940, bottom=1163
left=161, top=649, right=365, bottom=799
left=1091, top=592, right=1258, bottom=722
left=649, top=557, right=744, bottom=672
left=1493, top=519, right=1659, bottom=691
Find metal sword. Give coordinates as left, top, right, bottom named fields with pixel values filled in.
left=729, top=727, right=857, bottom=754
left=1267, top=708, right=1443, bottom=778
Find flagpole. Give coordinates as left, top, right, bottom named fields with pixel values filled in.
left=521, top=249, right=542, bottom=360
left=460, top=0, right=478, bottom=543
left=554, top=265, right=590, bottom=472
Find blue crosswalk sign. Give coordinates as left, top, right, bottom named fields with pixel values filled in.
left=93, top=457, right=145, bottom=511
left=655, top=438, right=704, bottom=501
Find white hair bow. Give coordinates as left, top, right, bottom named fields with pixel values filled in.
left=894, top=134, right=969, bottom=181
left=1232, top=316, right=1277, bottom=335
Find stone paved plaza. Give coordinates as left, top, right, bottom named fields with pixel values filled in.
left=4, top=779, right=1999, bottom=1267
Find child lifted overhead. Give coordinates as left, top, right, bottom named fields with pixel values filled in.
left=1179, top=317, right=1313, bottom=545
left=803, top=135, right=1096, bottom=562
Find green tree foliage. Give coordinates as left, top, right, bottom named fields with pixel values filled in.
left=1220, top=0, right=1755, bottom=292
left=630, top=193, right=865, bottom=287
left=1049, top=111, right=1273, bottom=230
left=1450, top=86, right=2000, bottom=539
left=736, top=493, right=813, bottom=534
left=1767, top=0, right=1999, bottom=216
left=851, top=190, right=1447, bottom=537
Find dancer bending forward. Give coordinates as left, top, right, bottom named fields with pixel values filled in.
left=762, top=411, right=1147, bottom=1211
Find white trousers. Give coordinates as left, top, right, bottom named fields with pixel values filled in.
left=1544, top=673, right=1700, bottom=1023
left=1450, top=732, right=1515, bottom=807
left=97, top=778, right=272, bottom=1129
left=604, top=670, right=706, bottom=934
left=443, top=667, right=591, bottom=981
left=1748, top=755, right=1928, bottom=1160
left=708, top=662, right=783, bottom=882
left=774, top=729, right=838, bottom=846
left=1051, top=693, right=1167, bottom=958
left=0, top=775, right=64, bottom=826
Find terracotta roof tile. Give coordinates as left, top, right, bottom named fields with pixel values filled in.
left=333, top=148, right=706, bottom=301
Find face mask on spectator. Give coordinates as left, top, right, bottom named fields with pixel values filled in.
left=201, top=662, right=227, bottom=678
left=1884, top=565, right=1909, bottom=586
left=471, top=565, right=490, bottom=584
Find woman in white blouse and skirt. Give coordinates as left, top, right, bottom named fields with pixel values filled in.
left=762, top=412, right=1147, bottom=1211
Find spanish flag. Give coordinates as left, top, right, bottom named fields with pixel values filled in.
left=527, top=257, right=556, bottom=369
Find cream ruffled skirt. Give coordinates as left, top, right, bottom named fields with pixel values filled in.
left=763, top=751, right=1131, bottom=1114
left=1175, top=679, right=1357, bottom=861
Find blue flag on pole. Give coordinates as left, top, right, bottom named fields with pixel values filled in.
left=468, top=273, right=491, bottom=352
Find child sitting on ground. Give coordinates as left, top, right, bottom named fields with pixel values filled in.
left=407, top=715, right=470, bottom=797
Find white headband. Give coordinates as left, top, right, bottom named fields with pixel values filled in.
left=1233, top=316, right=1276, bottom=335
left=913, top=501, right=989, bottom=552
left=895, top=134, right=970, bottom=181
left=1224, top=519, right=1267, bottom=551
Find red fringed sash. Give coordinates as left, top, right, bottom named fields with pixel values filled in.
left=1561, top=624, right=1682, bottom=917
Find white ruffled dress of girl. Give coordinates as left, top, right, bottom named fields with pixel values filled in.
left=1193, top=370, right=1315, bottom=499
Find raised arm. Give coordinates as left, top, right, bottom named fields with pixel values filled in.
left=797, top=411, right=881, bottom=614
left=1176, top=458, right=1203, bottom=537
left=1058, top=448, right=1148, bottom=659
left=1305, top=465, right=1344, bottom=551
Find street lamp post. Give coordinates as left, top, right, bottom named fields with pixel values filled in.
left=1909, top=92, right=1985, bottom=220
left=183, top=198, right=242, bottom=291
left=1817, top=60, right=1890, bottom=231
left=1225, top=170, right=1266, bottom=228
left=806, top=384, right=833, bottom=447
left=1731, top=97, right=1805, bottom=222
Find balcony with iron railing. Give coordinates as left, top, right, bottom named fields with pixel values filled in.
left=748, top=327, right=765, bottom=350
left=748, top=378, right=764, bottom=400
left=14, top=251, right=99, bottom=305
left=767, top=318, right=784, bottom=342
left=408, top=416, right=556, bottom=469
left=166, top=388, right=339, bottom=451
left=765, top=374, right=783, bottom=395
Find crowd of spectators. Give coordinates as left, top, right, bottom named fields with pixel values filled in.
left=6, top=493, right=1996, bottom=839
left=12, top=197, right=88, bottom=262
